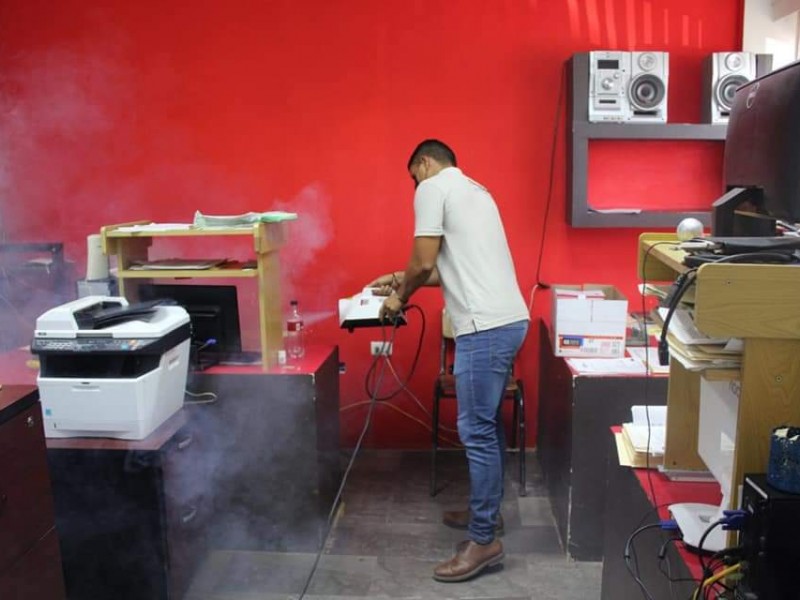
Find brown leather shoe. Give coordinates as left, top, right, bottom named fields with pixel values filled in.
left=442, top=509, right=504, bottom=534
left=433, top=539, right=504, bottom=582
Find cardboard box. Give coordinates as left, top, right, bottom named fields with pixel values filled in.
left=552, top=284, right=628, bottom=358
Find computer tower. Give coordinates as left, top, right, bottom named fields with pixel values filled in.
left=736, top=474, right=800, bottom=600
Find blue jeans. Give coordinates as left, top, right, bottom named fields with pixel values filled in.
left=454, top=319, right=528, bottom=545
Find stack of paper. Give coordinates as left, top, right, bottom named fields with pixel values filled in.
left=639, top=283, right=696, bottom=305
left=626, top=346, right=670, bottom=375
left=657, top=307, right=741, bottom=371
left=565, top=356, right=647, bottom=375
left=193, top=211, right=298, bottom=227
left=129, top=258, right=228, bottom=270
left=615, top=405, right=666, bottom=468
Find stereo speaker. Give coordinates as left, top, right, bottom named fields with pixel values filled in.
left=703, top=52, right=762, bottom=124
left=627, top=51, right=668, bottom=122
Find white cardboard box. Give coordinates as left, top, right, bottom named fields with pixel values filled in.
left=552, top=284, right=628, bottom=358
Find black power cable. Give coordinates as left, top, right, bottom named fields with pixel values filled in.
left=630, top=242, right=690, bottom=600
left=639, top=241, right=680, bottom=512
left=623, top=522, right=663, bottom=600
left=296, top=318, right=403, bottom=600
left=364, top=304, right=426, bottom=401
left=690, top=518, right=729, bottom=600
left=533, top=60, right=567, bottom=292
left=656, top=268, right=698, bottom=366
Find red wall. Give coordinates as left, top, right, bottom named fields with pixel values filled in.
left=0, top=0, right=743, bottom=448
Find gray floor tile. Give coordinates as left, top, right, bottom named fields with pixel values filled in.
left=186, top=551, right=376, bottom=599
left=186, top=450, right=596, bottom=600
left=516, top=496, right=555, bottom=528
left=500, top=526, right=563, bottom=555
left=327, top=522, right=466, bottom=560
left=370, top=555, right=534, bottom=599
left=523, top=559, right=602, bottom=600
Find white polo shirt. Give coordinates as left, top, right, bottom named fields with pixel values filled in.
left=414, top=167, right=529, bottom=337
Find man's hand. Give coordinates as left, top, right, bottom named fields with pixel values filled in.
left=379, top=292, right=404, bottom=323
left=367, top=272, right=401, bottom=297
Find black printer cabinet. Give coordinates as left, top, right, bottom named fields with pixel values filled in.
left=46, top=413, right=208, bottom=600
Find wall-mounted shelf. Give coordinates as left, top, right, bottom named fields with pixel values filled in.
left=568, top=54, right=727, bottom=228
left=575, top=122, right=727, bottom=140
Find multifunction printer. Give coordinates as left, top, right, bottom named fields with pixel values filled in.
left=31, top=296, right=191, bottom=439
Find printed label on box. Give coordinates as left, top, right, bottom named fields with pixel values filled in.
left=557, top=334, right=624, bottom=356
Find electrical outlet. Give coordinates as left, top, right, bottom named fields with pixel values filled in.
left=370, top=341, right=392, bottom=356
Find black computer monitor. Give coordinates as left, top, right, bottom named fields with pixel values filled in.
left=138, top=283, right=242, bottom=362
left=713, top=60, right=800, bottom=236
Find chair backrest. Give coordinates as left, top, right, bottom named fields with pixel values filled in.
left=440, top=309, right=453, bottom=375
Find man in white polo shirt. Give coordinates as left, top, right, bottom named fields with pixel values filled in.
left=369, top=139, right=529, bottom=582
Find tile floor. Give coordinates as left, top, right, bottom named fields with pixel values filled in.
left=187, top=450, right=602, bottom=600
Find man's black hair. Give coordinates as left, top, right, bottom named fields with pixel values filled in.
left=407, top=139, right=457, bottom=170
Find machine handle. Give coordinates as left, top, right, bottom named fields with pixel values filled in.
left=72, top=383, right=100, bottom=392
left=177, top=435, right=193, bottom=451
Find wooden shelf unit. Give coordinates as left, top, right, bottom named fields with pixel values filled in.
left=101, top=221, right=288, bottom=369
left=638, top=233, right=800, bottom=514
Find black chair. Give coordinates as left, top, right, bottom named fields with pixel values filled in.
left=430, top=310, right=526, bottom=497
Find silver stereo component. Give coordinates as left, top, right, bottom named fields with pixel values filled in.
left=588, top=51, right=630, bottom=122
left=703, top=52, right=756, bottom=124
left=628, top=51, right=668, bottom=122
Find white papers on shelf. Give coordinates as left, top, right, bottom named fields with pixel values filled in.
left=565, top=356, right=647, bottom=375
left=638, top=283, right=669, bottom=299
left=128, top=258, right=228, bottom=270
left=616, top=404, right=666, bottom=468
left=657, top=307, right=742, bottom=371
left=667, top=333, right=741, bottom=371
left=639, top=283, right=696, bottom=305
left=627, top=346, right=670, bottom=374
left=722, top=338, right=743, bottom=353
left=631, top=405, right=667, bottom=427
left=588, top=208, right=642, bottom=214
left=658, top=307, right=728, bottom=345
left=193, top=211, right=298, bottom=227
left=114, top=223, right=193, bottom=232
left=668, top=349, right=741, bottom=372
left=623, top=405, right=667, bottom=455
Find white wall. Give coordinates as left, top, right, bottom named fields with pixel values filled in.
left=743, top=0, right=799, bottom=68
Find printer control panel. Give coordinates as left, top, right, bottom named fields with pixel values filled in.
left=32, top=338, right=153, bottom=353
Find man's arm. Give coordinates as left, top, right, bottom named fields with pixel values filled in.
left=395, top=236, right=441, bottom=302
left=378, top=236, right=441, bottom=321
left=367, top=265, right=440, bottom=295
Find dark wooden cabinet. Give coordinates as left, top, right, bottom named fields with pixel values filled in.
left=47, top=411, right=209, bottom=600
left=44, top=345, right=341, bottom=598
left=33, top=347, right=341, bottom=600
left=537, top=323, right=668, bottom=560
left=189, top=345, right=342, bottom=552
left=0, top=385, right=66, bottom=600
